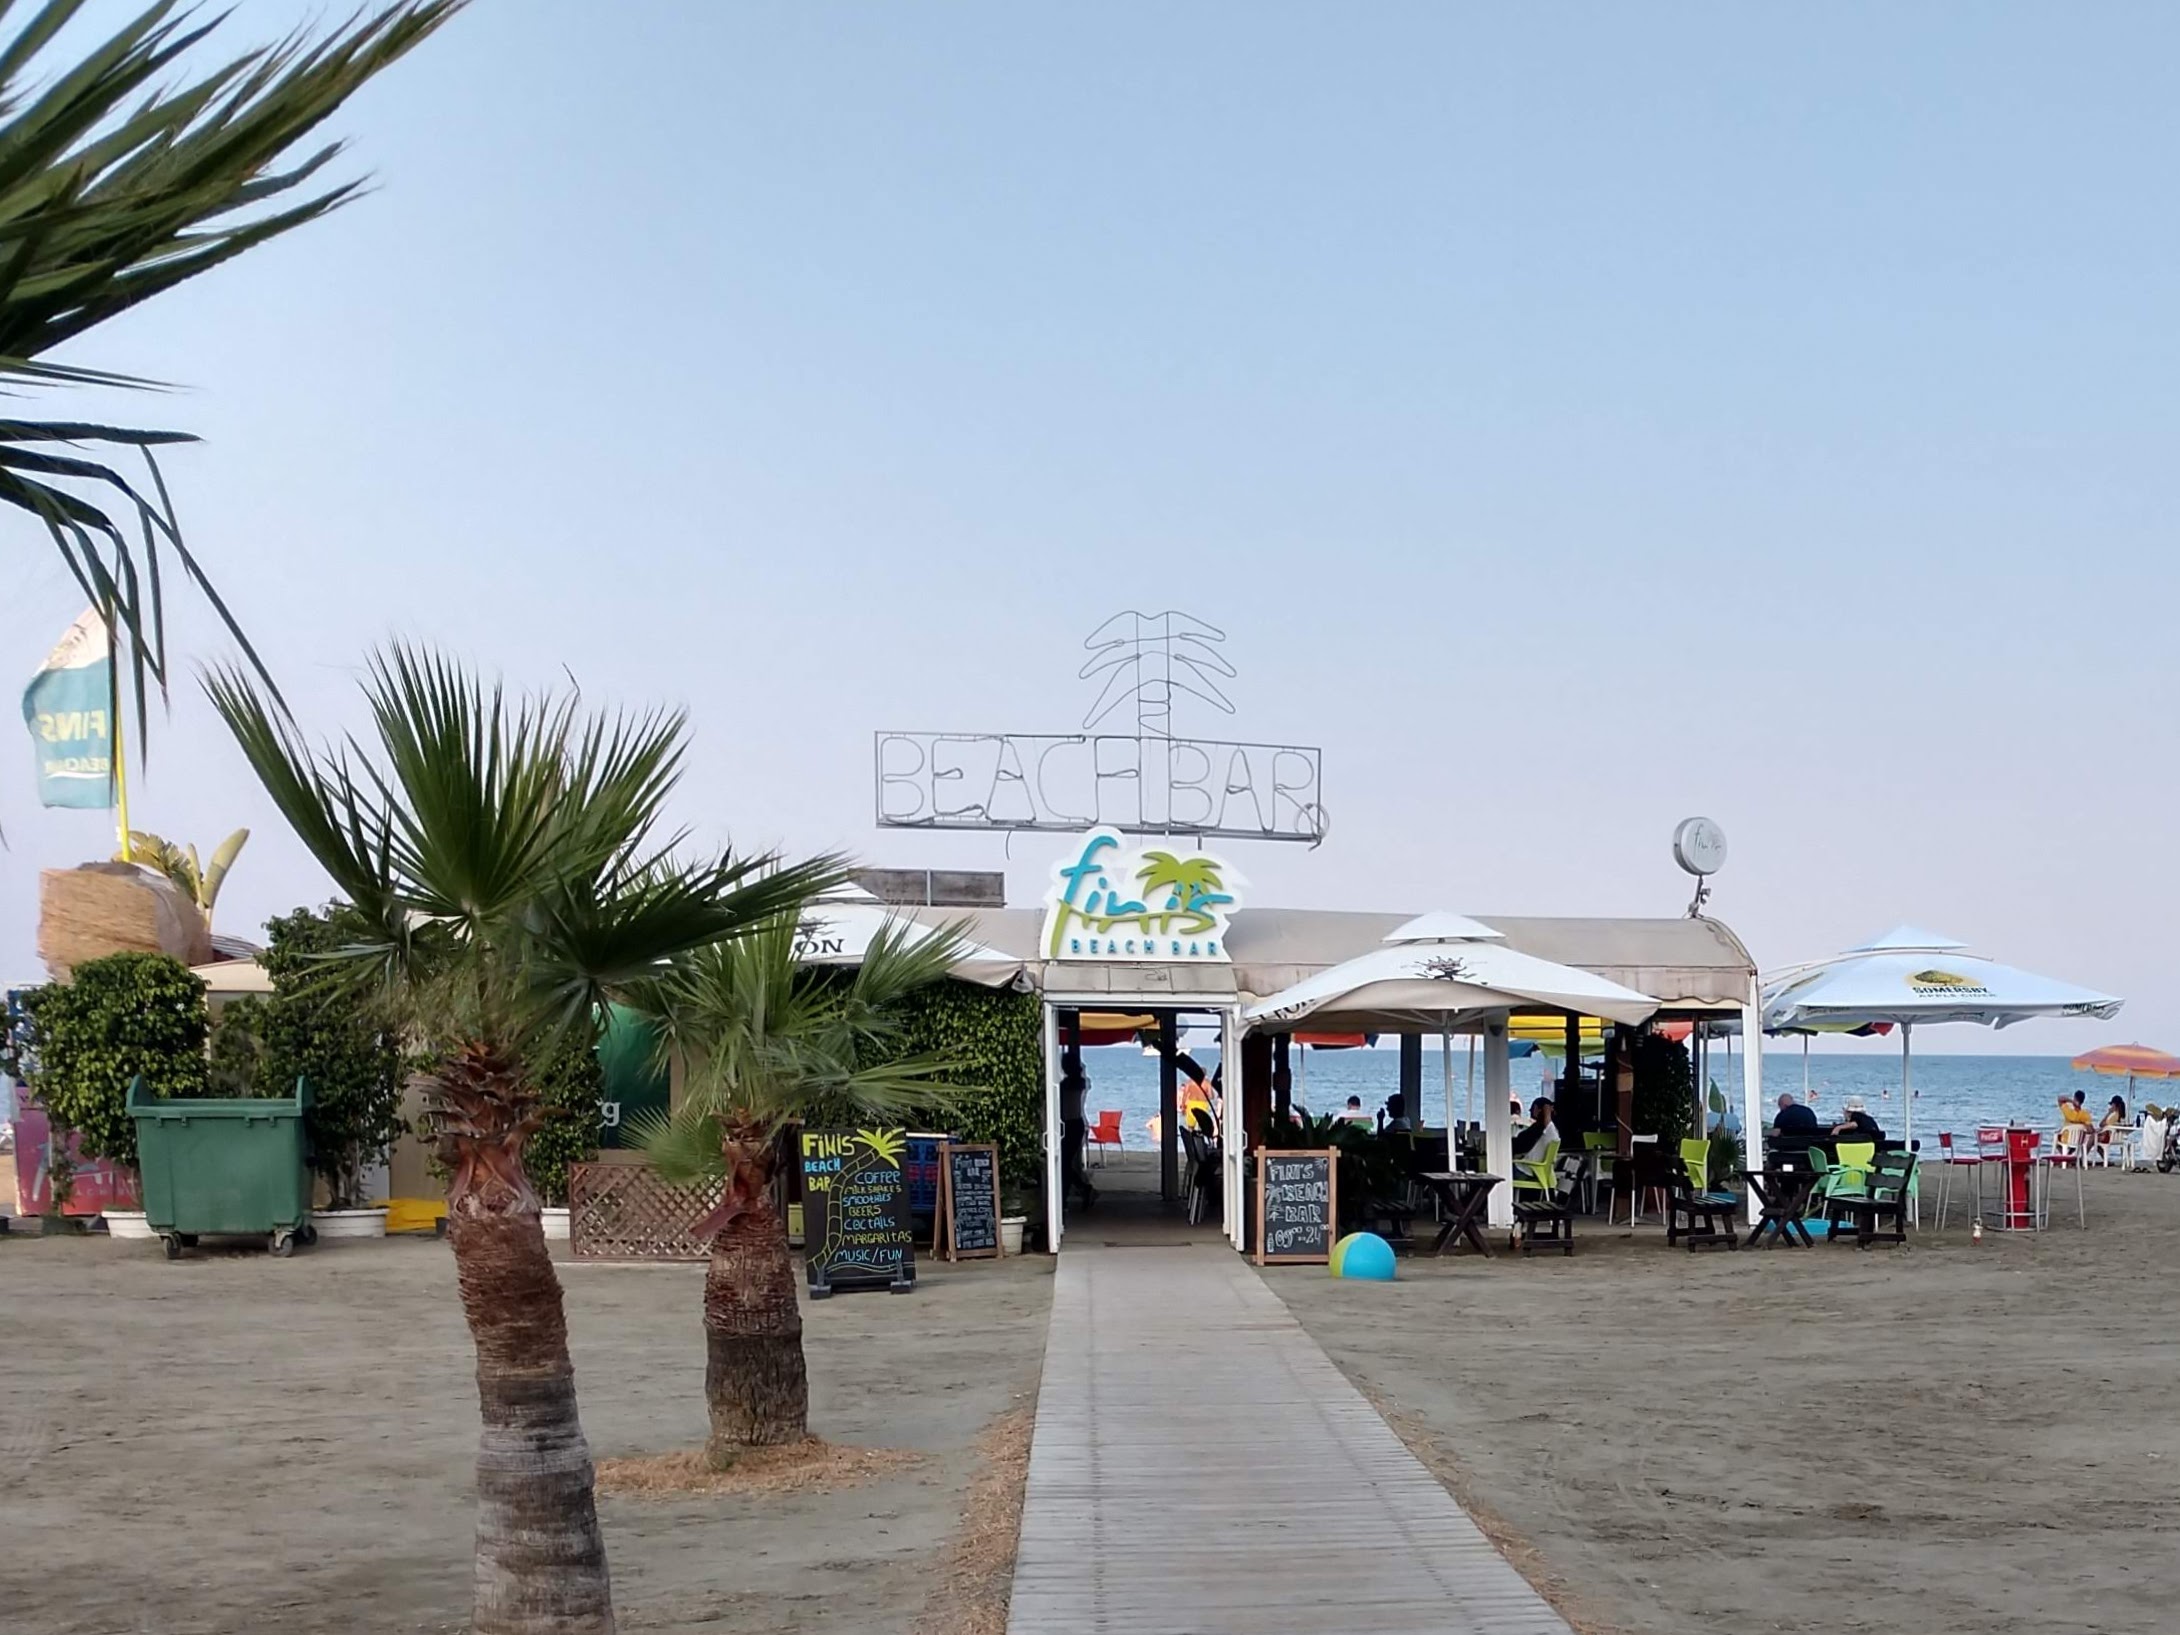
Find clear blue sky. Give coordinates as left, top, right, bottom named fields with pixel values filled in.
left=8, top=1, right=2175, bottom=1054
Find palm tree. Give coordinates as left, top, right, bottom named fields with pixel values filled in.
left=1, top=1, right=462, bottom=719
left=633, top=913, right=965, bottom=1462
left=207, top=645, right=837, bottom=1635
left=115, top=828, right=247, bottom=927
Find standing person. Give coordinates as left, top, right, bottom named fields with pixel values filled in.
left=1175, top=1052, right=1219, bottom=1137
left=1060, top=1052, right=1096, bottom=1214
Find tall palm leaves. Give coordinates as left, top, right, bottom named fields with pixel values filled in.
left=637, top=914, right=967, bottom=1459
left=208, top=645, right=840, bottom=1635
left=1, top=0, right=463, bottom=716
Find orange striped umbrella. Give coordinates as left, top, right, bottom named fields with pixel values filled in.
left=2071, top=1043, right=2180, bottom=1080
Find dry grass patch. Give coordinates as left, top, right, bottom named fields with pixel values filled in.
left=596, top=1438, right=920, bottom=1498
left=913, top=1403, right=1036, bottom=1635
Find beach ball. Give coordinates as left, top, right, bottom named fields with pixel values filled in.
left=1329, top=1232, right=1396, bottom=1281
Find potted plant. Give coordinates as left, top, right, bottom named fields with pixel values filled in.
left=217, top=907, right=406, bottom=1239
left=525, top=1038, right=605, bottom=1241
left=999, top=1186, right=1030, bottom=1256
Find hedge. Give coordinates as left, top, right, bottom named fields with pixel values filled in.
left=894, top=980, right=1044, bottom=1195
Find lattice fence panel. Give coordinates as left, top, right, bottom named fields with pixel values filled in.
left=570, top=1163, right=724, bottom=1260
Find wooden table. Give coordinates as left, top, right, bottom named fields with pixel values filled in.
left=1739, top=1167, right=1816, bottom=1246
left=1419, top=1171, right=1502, bottom=1256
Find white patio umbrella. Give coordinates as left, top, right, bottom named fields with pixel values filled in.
left=1762, top=926, right=2122, bottom=1146
left=1245, top=912, right=1661, bottom=1134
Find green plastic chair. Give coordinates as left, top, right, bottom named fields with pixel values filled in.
left=1580, top=1129, right=1617, bottom=1213
left=1835, top=1141, right=1876, bottom=1190
left=1512, top=1138, right=1562, bottom=1203
left=1679, top=1137, right=1712, bottom=1195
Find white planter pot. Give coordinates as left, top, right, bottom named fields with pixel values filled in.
left=541, top=1207, right=571, bottom=1241
left=1000, top=1215, right=1027, bottom=1256
left=311, top=1208, right=388, bottom=1241
left=103, top=1210, right=156, bottom=1240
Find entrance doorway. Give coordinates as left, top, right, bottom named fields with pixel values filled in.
left=1042, top=1002, right=1240, bottom=1251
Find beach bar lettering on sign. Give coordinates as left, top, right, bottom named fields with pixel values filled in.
left=937, top=1141, right=1001, bottom=1261
left=799, top=1128, right=916, bottom=1296
left=1256, top=1149, right=1337, bottom=1266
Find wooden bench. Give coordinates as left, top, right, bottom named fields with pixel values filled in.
left=1665, top=1160, right=1741, bottom=1251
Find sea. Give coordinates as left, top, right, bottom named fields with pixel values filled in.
left=1072, top=1047, right=2134, bottom=1147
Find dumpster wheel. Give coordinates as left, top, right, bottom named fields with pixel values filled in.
left=272, top=1230, right=298, bottom=1257
left=162, top=1235, right=183, bottom=1261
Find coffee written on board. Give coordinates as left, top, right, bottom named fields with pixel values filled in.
left=1255, top=1149, right=1337, bottom=1266
left=937, top=1141, right=1001, bottom=1260
left=799, top=1127, right=916, bottom=1296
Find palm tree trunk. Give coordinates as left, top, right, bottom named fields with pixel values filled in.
left=703, top=1132, right=808, bottom=1461
left=437, top=1044, right=614, bottom=1634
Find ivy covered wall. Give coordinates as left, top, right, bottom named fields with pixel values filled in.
left=894, top=980, right=1044, bottom=1193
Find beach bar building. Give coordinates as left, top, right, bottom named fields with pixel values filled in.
left=852, top=828, right=1765, bottom=1252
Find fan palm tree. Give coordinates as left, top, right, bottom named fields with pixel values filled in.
left=207, top=645, right=839, bottom=1635
left=1, top=0, right=462, bottom=720
left=633, top=913, right=966, bottom=1461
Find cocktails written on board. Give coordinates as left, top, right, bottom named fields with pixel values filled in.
left=1255, top=1149, right=1336, bottom=1266
left=800, top=1127, right=916, bottom=1296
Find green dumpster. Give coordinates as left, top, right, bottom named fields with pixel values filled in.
left=128, top=1075, right=315, bottom=1259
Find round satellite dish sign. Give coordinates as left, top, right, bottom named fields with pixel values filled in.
left=1672, top=816, right=1728, bottom=877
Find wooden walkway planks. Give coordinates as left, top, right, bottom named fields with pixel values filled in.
left=1008, top=1247, right=1574, bottom=1635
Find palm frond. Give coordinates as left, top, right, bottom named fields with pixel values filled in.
left=0, top=0, right=464, bottom=719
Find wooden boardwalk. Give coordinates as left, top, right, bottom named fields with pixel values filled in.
left=1008, top=1247, right=1575, bottom=1635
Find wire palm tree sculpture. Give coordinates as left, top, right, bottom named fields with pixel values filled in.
left=1079, top=610, right=1237, bottom=740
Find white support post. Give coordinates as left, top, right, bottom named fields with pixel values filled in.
left=1741, top=989, right=1765, bottom=1226
left=1222, top=1008, right=1245, bottom=1250
left=1042, top=1004, right=1064, bottom=1253
left=1440, top=1029, right=1455, bottom=1136
left=1483, top=1020, right=1514, bottom=1228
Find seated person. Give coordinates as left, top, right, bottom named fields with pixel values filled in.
left=1338, top=1094, right=1371, bottom=1123
left=2056, top=1089, right=2094, bottom=1149
left=1771, top=1092, right=1820, bottom=1151
left=1380, top=1093, right=1413, bottom=1134
left=1830, top=1096, right=1884, bottom=1143
left=2100, top=1094, right=2129, bottom=1131
left=1511, top=1096, right=1558, bottom=1158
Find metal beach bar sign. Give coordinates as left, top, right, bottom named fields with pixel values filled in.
left=873, top=611, right=1326, bottom=844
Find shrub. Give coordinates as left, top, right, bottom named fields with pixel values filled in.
left=1632, top=1032, right=1694, bottom=1141
left=525, top=1033, right=605, bottom=1206
left=20, top=953, right=208, bottom=1169
left=213, top=906, right=407, bottom=1209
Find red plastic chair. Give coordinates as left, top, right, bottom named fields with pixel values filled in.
left=1087, top=1109, right=1123, bottom=1167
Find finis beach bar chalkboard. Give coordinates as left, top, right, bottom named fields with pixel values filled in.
left=939, top=1142, right=1000, bottom=1260
left=1256, top=1149, right=1336, bottom=1266
left=800, top=1128, right=915, bottom=1296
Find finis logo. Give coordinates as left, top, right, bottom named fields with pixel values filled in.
left=1042, top=828, right=1242, bottom=962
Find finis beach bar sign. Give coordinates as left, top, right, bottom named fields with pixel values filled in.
left=1042, top=827, right=1242, bottom=962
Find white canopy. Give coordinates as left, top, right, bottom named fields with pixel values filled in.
left=1763, top=927, right=2122, bottom=1032
left=791, top=899, right=1024, bottom=987
left=1763, top=926, right=2122, bottom=1146
left=1243, top=912, right=1661, bottom=1032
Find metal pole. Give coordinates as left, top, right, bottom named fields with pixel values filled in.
left=1441, top=1028, right=1454, bottom=1137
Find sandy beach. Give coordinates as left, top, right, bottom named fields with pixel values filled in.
left=0, top=1235, right=1051, bottom=1635
left=1273, top=1167, right=2180, bottom=1635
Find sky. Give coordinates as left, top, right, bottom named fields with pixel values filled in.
left=7, top=2, right=2176, bottom=1055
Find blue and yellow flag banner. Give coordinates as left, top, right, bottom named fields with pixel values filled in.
left=22, top=609, right=115, bottom=810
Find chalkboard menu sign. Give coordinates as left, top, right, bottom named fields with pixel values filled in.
left=1256, top=1149, right=1337, bottom=1266
left=938, top=1142, right=1001, bottom=1260
left=800, top=1128, right=916, bottom=1296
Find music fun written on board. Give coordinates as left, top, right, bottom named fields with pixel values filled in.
left=800, top=1127, right=915, bottom=1296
